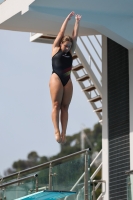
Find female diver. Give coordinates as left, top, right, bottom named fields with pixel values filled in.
left=49, top=11, right=82, bottom=143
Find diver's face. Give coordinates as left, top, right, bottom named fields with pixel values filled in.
left=61, top=41, right=72, bottom=53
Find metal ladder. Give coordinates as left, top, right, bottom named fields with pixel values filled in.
left=72, top=36, right=102, bottom=122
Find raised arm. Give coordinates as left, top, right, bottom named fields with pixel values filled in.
left=71, top=14, right=82, bottom=53
left=52, top=11, right=75, bottom=50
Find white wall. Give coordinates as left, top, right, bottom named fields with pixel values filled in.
left=102, top=36, right=109, bottom=200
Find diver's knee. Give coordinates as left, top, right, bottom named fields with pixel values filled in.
left=61, top=104, right=69, bottom=111
left=53, top=101, right=61, bottom=110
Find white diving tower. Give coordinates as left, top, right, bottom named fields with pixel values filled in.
left=1, top=1, right=133, bottom=200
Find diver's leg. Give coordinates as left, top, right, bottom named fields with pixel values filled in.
left=60, top=79, right=73, bottom=143
left=49, top=73, right=63, bottom=143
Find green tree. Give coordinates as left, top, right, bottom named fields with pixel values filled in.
left=5, top=122, right=102, bottom=174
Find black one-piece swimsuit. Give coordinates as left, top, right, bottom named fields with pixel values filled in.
left=52, top=49, right=73, bottom=86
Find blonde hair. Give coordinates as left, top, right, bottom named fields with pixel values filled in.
left=61, top=35, right=73, bottom=44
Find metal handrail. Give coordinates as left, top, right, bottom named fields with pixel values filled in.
left=90, top=150, right=102, bottom=167
left=95, top=36, right=102, bottom=48
left=125, top=170, right=133, bottom=175
left=87, top=36, right=102, bottom=62
left=92, top=180, right=106, bottom=200
left=68, top=150, right=102, bottom=192
left=64, top=150, right=102, bottom=200
left=0, top=148, right=91, bottom=182
left=79, top=36, right=102, bottom=77
left=0, top=174, right=38, bottom=189
left=90, top=163, right=102, bottom=180
left=75, top=179, right=105, bottom=200
left=92, top=180, right=106, bottom=184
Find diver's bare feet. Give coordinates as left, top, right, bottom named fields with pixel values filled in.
left=55, top=131, right=61, bottom=143
left=61, top=133, right=66, bottom=144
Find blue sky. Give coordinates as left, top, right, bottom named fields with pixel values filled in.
left=0, top=30, right=98, bottom=175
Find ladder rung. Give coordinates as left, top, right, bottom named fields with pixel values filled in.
left=72, top=53, right=78, bottom=60
left=72, top=64, right=83, bottom=71
left=76, top=74, right=89, bottom=81
left=94, top=107, right=102, bottom=112
left=99, top=119, right=103, bottom=123
left=89, top=95, right=101, bottom=102
left=83, top=85, right=96, bottom=92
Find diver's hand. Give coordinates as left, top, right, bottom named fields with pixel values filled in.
left=67, top=11, right=75, bottom=20
left=75, top=14, right=82, bottom=22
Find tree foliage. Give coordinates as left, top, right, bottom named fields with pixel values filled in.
left=4, top=122, right=102, bottom=175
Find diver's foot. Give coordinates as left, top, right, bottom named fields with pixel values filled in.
left=55, top=131, right=61, bottom=143
left=61, top=133, right=66, bottom=144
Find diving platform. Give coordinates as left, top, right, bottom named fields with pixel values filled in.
left=0, top=0, right=133, bottom=49
left=15, top=191, right=76, bottom=200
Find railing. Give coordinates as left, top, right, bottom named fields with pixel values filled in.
left=77, top=35, right=102, bottom=91
left=64, top=150, right=103, bottom=200
left=92, top=180, right=106, bottom=200
left=126, top=170, right=133, bottom=200
left=0, top=149, right=91, bottom=200
left=72, top=35, right=102, bottom=121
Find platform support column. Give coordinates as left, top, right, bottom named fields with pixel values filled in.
left=102, top=35, right=109, bottom=200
